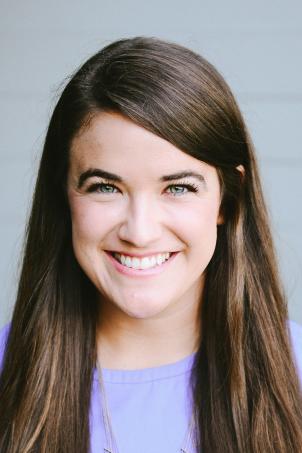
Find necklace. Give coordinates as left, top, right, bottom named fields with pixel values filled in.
left=96, top=360, right=197, bottom=453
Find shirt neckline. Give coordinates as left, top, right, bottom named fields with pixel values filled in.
left=93, top=351, right=197, bottom=383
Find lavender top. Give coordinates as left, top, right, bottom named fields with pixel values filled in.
left=0, top=320, right=301, bottom=453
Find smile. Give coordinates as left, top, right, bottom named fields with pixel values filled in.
left=112, top=252, right=171, bottom=270
left=105, top=251, right=178, bottom=277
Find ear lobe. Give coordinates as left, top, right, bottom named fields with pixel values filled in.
left=217, top=212, right=224, bottom=225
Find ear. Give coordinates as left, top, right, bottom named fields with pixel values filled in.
left=217, top=165, right=245, bottom=226
left=217, top=211, right=224, bottom=225
left=236, top=164, right=245, bottom=180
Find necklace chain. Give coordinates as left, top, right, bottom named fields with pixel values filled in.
left=96, top=360, right=196, bottom=453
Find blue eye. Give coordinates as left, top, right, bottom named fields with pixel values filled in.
left=87, top=183, right=119, bottom=194
left=166, top=184, right=199, bottom=196
left=86, top=182, right=199, bottom=195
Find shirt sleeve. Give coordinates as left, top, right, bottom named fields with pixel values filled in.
left=288, top=319, right=302, bottom=387
left=0, top=322, right=11, bottom=373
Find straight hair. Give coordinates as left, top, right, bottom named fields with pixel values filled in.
left=0, top=36, right=301, bottom=452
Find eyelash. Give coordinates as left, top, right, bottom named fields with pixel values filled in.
left=86, top=182, right=199, bottom=196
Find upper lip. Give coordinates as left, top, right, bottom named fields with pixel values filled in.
left=106, top=251, right=176, bottom=258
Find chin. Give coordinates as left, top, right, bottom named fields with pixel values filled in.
left=120, top=301, right=169, bottom=319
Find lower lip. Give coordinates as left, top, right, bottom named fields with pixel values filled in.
left=104, top=251, right=179, bottom=277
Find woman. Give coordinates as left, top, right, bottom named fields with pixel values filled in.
left=0, top=36, right=301, bottom=453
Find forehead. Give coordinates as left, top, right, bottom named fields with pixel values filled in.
left=69, top=111, right=214, bottom=179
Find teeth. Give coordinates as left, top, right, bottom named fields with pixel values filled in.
left=113, top=252, right=172, bottom=270
left=156, top=255, right=164, bottom=265
left=141, top=256, right=155, bottom=269
left=132, top=257, right=140, bottom=269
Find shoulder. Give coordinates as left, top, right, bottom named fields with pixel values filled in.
left=0, top=321, right=11, bottom=372
left=287, top=319, right=302, bottom=382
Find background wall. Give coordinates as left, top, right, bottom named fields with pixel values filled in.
left=1, top=0, right=301, bottom=328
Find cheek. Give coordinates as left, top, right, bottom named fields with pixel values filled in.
left=185, top=204, right=219, bottom=275
left=69, top=197, right=109, bottom=243
left=172, top=200, right=220, bottom=276
left=172, top=200, right=220, bottom=243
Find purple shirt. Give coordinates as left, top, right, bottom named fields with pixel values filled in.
left=0, top=320, right=301, bottom=453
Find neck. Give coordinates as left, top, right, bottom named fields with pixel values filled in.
left=96, top=294, right=201, bottom=370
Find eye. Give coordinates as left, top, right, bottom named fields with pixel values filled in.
left=85, top=181, right=199, bottom=196
left=166, top=183, right=199, bottom=196
left=86, top=183, right=119, bottom=194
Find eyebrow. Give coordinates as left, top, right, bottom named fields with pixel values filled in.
left=77, top=168, right=206, bottom=189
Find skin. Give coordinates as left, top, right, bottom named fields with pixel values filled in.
left=67, top=111, right=224, bottom=369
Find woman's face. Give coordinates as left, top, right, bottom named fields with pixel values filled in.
left=67, top=111, right=223, bottom=319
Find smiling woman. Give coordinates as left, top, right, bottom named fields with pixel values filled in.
left=0, top=37, right=301, bottom=453
left=67, top=112, right=223, bottom=331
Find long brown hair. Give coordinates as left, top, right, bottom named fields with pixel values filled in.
left=0, top=36, right=301, bottom=452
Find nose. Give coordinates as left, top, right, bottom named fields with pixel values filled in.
left=118, top=195, right=162, bottom=248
